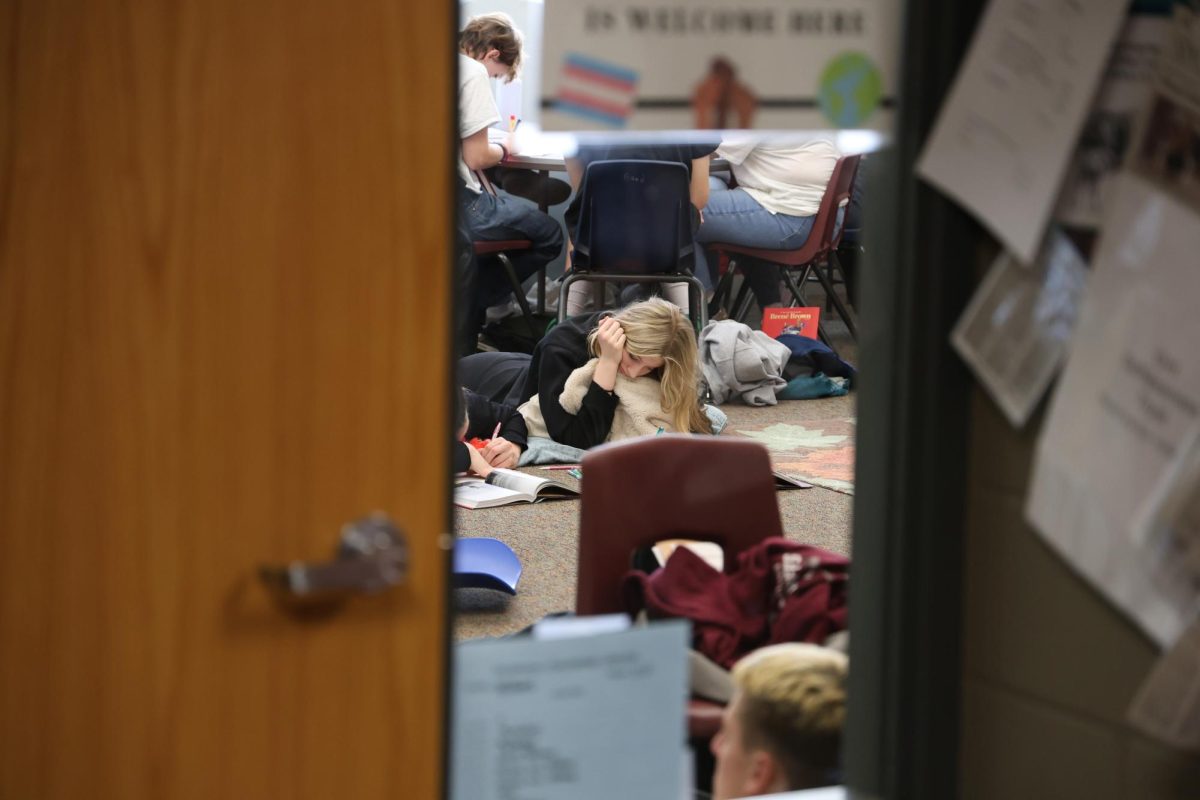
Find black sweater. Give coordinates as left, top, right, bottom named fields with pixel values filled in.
left=516, top=312, right=619, bottom=450
left=452, top=389, right=529, bottom=474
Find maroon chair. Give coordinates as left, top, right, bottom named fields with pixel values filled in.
left=576, top=435, right=784, bottom=739
left=709, top=154, right=862, bottom=345
left=471, top=170, right=541, bottom=339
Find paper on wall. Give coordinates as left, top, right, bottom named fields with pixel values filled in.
left=1126, top=4, right=1200, bottom=218
left=1128, top=617, right=1200, bottom=752
left=916, top=0, right=1127, bottom=264
left=1131, top=424, right=1200, bottom=624
left=1055, top=13, right=1171, bottom=231
left=1025, top=172, right=1200, bottom=648
left=451, top=621, right=690, bottom=800
left=951, top=228, right=1088, bottom=428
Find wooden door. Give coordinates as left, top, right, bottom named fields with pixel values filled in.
left=0, top=1, right=453, bottom=798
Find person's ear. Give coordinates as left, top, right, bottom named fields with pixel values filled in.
left=745, top=750, right=779, bottom=796
left=485, top=48, right=500, bottom=63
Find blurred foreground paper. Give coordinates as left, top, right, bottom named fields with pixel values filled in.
left=1055, top=13, right=1171, bottom=231
left=916, top=0, right=1126, bottom=264
left=1026, top=173, right=1200, bottom=647
left=451, top=621, right=690, bottom=800
left=1127, top=4, right=1200, bottom=217
left=1128, top=618, right=1200, bottom=752
left=951, top=229, right=1088, bottom=428
left=1132, top=425, right=1200, bottom=625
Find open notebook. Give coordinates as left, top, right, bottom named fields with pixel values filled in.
left=454, top=468, right=579, bottom=510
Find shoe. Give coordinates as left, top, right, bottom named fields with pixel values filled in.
left=527, top=275, right=563, bottom=314
left=485, top=299, right=519, bottom=323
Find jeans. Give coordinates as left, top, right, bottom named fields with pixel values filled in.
left=458, top=185, right=564, bottom=351
left=696, top=179, right=817, bottom=307
left=459, top=185, right=564, bottom=307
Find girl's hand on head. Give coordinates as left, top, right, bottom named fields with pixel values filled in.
left=596, top=316, right=626, bottom=365
left=482, top=437, right=520, bottom=469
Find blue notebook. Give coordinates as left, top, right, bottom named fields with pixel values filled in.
left=453, top=537, right=522, bottom=594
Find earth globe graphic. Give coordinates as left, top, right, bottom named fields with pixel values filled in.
left=818, top=52, right=883, bottom=127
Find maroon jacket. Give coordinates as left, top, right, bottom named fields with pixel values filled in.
left=621, top=537, right=849, bottom=669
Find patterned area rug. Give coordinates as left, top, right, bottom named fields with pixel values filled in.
left=732, top=417, right=856, bottom=495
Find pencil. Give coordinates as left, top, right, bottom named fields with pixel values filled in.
left=491, top=421, right=502, bottom=439
left=508, top=114, right=517, bottom=132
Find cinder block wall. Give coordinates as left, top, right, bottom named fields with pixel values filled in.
left=958, top=389, right=1200, bottom=798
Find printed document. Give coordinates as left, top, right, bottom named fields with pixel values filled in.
left=1131, top=425, right=1200, bottom=624
left=1026, top=173, right=1200, bottom=647
left=1126, top=4, right=1200, bottom=218
left=1055, top=13, right=1170, bottom=231
left=916, top=0, right=1127, bottom=263
left=951, top=228, right=1088, bottom=428
left=451, top=621, right=690, bottom=800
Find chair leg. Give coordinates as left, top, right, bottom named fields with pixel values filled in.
left=733, top=282, right=755, bottom=323
left=684, top=274, right=707, bottom=333
left=537, top=266, right=547, bottom=315
left=780, top=265, right=813, bottom=308
left=709, top=260, right=736, bottom=318
left=497, top=253, right=541, bottom=340
left=813, top=252, right=858, bottom=340
left=558, top=272, right=585, bottom=322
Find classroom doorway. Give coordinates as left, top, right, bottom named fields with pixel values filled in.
left=449, top=2, right=890, bottom=798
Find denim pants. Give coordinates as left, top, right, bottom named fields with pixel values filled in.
left=695, top=179, right=817, bottom=307
left=459, top=185, right=564, bottom=307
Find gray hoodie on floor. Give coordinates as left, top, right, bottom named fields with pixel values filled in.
left=699, top=319, right=791, bottom=406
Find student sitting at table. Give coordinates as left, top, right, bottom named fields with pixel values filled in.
left=696, top=136, right=841, bottom=312
left=560, top=138, right=719, bottom=316
left=459, top=298, right=712, bottom=450
left=457, top=13, right=563, bottom=347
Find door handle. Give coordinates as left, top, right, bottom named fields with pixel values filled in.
left=259, top=514, right=408, bottom=606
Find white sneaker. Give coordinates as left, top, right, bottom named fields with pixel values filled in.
left=527, top=276, right=563, bottom=314
left=485, top=298, right=519, bottom=323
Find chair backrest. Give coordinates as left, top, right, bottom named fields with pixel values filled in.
left=815, top=154, right=862, bottom=254
left=573, top=160, right=693, bottom=275
left=575, top=435, right=784, bottom=616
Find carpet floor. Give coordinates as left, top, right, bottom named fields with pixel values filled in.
left=455, top=321, right=858, bottom=641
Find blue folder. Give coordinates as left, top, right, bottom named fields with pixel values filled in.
left=453, top=537, right=522, bottom=595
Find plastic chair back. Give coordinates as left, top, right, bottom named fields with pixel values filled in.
left=573, top=160, right=693, bottom=275
left=575, top=435, right=783, bottom=616
left=816, top=154, right=861, bottom=254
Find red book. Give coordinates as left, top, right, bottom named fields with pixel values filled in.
left=761, top=307, right=821, bottom=339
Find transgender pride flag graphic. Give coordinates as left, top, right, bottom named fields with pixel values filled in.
left=555, top=53, right=639, bottom=128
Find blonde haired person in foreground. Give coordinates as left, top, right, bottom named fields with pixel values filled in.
left=459, top=298, right=711, bottom=450
left=710, top=643, right=848, bottom=799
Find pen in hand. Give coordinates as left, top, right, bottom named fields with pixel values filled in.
left=491, top=421, right=502, bottom=440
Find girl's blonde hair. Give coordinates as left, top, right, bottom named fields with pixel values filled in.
left=587, top=298, right=712, bottom=435
left=459, top=13, right=523, bottom=83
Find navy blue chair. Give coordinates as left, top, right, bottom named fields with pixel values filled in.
left=560, top=160, right=707, bottom=330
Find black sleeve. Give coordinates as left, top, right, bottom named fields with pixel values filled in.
left=464, top=389, right=529, bottom=450
left=536, top=344, right=619, bottom=450
left=500, top=413, right=528, bottom=450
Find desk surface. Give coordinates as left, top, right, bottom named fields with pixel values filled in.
left=488, top=127, right=731, bottom=172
